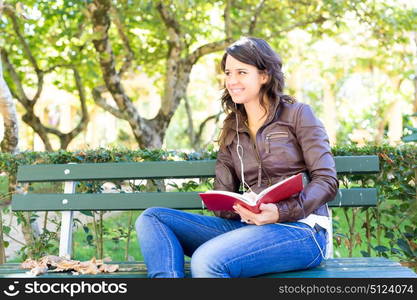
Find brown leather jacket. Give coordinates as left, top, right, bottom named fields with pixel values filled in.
left=213, top=100, right=339, bottom=222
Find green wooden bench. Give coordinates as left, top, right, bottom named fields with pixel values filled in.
left=0, top=155, right=416, bottom=278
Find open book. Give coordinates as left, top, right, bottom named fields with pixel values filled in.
left=199, top=173, right=304, bottom=213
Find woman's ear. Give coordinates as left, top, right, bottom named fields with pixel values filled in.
left=261, top=72, right=269, bottom=84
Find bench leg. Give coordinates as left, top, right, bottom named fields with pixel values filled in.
left=59, top=181, right=75, bottom=258
left=59, top=211, right=74, bottom=258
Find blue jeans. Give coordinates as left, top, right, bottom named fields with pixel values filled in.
left=135, top=207, right=326, bottom=278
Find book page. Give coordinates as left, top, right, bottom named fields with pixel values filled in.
left=241, top=191, right=257, bottom=205
left=256, top=174, right=296, bottom=200
left=204, top=190, right=257, bottom=205
left=202, top=190, right=256, bottom=205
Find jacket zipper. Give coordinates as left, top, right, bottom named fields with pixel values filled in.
left=253, top=143, right=262, bottom=187
left=253, top=139, right=272, bottom=187
left=266, top=131, right=288, bottom=153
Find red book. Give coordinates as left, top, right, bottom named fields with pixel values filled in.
left=198, top=173, right=304, bottom=214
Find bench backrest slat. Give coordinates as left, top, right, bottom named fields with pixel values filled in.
left=16, top=155, right=379, bottom=182
left=12, top=188, right=377, bottom=211
left=16, top=160, right=217, bottom=182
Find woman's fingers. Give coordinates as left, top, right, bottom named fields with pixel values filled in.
left=233, top=204, right=256, bottom=224
left=233, top=203, right=279, bottom=225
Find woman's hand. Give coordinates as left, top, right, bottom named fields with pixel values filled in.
left=233, top=203, right=279, bottom=225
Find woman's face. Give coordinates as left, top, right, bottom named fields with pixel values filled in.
left=224, top=54, right=267, bottom=105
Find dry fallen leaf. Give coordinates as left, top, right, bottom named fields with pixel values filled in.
left=20, top=256, right=119, bottom=276
left=28, top=266, right=48, bottom=276
left=21, top=258, right=41, bottom=270
left=99, top=264, right=119, bottom=273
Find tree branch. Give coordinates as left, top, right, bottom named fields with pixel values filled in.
left=110, top=4, right=134, bottom=77
left=273, top=15, right=327, bottom=37
left=248, top=0, right=266, bottom=35
left=156, top=1, right=181, bottom=36
left=183, top=93, right=222, bottom=150
left=195, top=112, right=222, bottom=145
left=224, top=0, right=232, bottom=39
left=187, top=38, right=233, bottom=66
left=0, top=48, right=30, bottom=106
left=92, top=85, right=128, bottom=119
left=183, top=95, right=196, bottom=146
left=156, top=1, right=184, bottom=51
left=3, top=4, right=43, bottom=103
left=44, top=63, right=73, bottom=74
left=57, top=66, right=89, bottom=148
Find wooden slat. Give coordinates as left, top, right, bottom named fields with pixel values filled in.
left=328, top=188, right=377, bottom=207
left=260, top=267, right=417, bottom=278
left=334, top=155, right=379, bottom=174
left=16, top=155, right=379, bottom=182
left=11, top=188, right=377, bottom=211
left=16, top=160, right=216, bottom=182
left=259, top=258, right=417, bottom=278
left=12, top=192, right=203, bottom=211
left=0, top=258, right=415, bottom=278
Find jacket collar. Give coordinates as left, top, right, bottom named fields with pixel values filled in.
left=223, top=100, right=282, bottom=146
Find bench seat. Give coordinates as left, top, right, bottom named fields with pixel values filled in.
left=0, top=258, right=415, bottom=278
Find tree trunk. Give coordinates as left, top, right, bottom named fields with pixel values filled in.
left=375, top=104, right=392, bottom=144
left=323, top=84, right=337, bottom=146
left=0, top=54, right=18, bottom=154
left=0, top=209, right=5, bottom=264
left=88, top=0, right=232, bottom=149
left=387, top=99, right=403, bottom=145
left=413, top=32, right=417, bottom=128
left=0, top=52, right=19, bottom=264
left=387, top=79, right=403, bottom=145
left=0, top=10, right=18, bottom=261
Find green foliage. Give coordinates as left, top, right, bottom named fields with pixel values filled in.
left=331, top=143, right=417, bottom=265
left=402, top=113, right=417, bottom=143
left=0, top=176, right=8, bottom=206
left=19, top=228, right=59, bottom=261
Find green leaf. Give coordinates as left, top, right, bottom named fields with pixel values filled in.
left=397, top=239, right=412, bottom=255
left=2, top=225, right=11, bottom=234
left=374, top=245, right=389, bottom=252
left=390, top=247, right=401, bottom=254
left=86, top=235, right=94, bottom=245
left=384, top=231, right=394, bottom=239
left=80, top=210, right=94, bottom=217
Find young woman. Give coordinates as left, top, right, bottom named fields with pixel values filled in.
left=135, top=37, right=338, bottom=278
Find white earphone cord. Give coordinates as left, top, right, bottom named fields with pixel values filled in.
left=276, top=223, right=326, bottom=259
left=235, top=110, right=253, bottom=193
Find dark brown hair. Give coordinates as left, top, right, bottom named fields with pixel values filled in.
left=218, top=36, right=295, bottom=149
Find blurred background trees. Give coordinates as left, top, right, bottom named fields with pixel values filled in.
left=0, top=0, right=416, bottom=152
